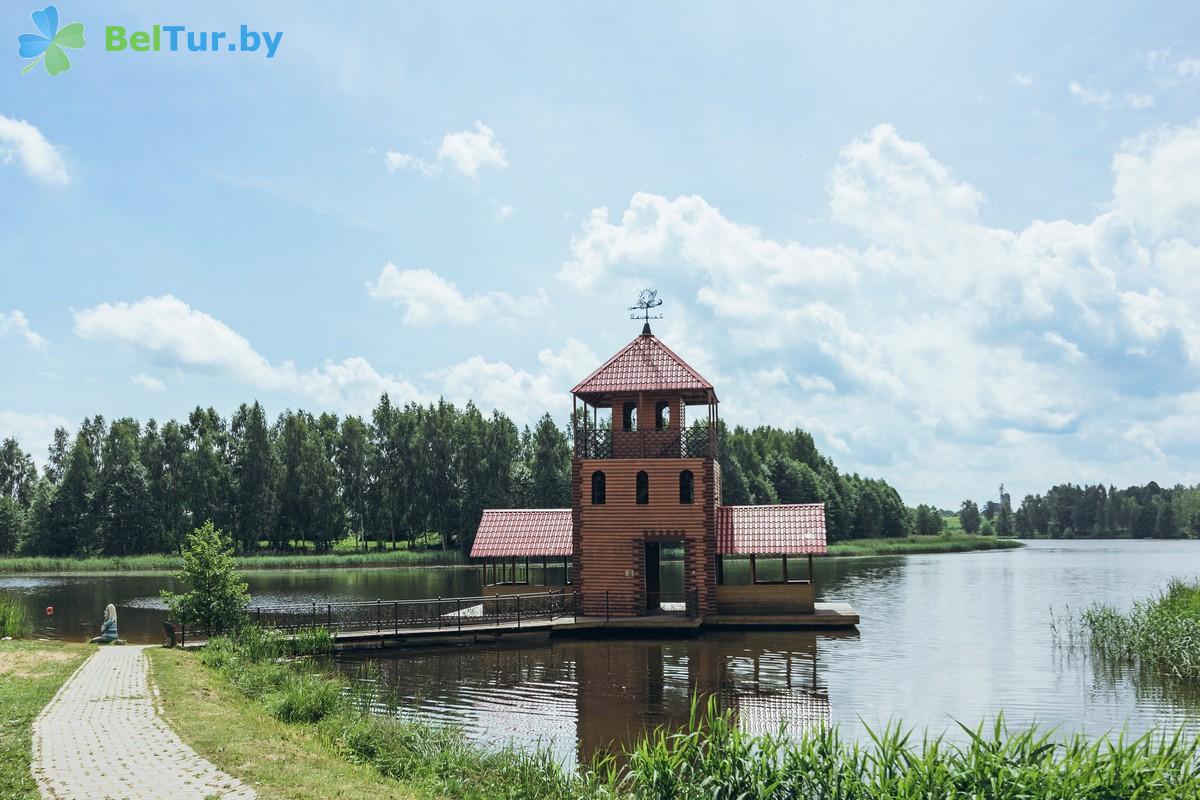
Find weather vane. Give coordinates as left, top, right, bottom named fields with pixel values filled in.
left=629, top=289, right=664, bottom=324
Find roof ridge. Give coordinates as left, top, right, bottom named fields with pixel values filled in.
left=571, top=331, right=714, bottom=396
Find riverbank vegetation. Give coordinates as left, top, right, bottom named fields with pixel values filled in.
left=0, top=401, right=922, bottom=564
left=827, top=533, right=1022, bottom=557
left=0, top=640, right=90, bottom=799
left=1083, top=579, right=1200, bottom=678
left=155, top=629, right=1200, bottom=799
left=0, top=591, right=32, bottom=637
left=0, top=547, right=465, bottom=574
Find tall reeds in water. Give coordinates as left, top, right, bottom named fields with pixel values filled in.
left=0, top=592, right=31, bottom=638
left=1082, top=578, right=1200, bottom=678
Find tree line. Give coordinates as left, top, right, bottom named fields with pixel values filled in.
left=955, top=481, right=1200, bottom=539
left=0, top=396, right=914, bottom=556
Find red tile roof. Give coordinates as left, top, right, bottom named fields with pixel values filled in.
left=572, top=330, right=715, bottom=401
left=716, top=504, right=827, bottom=555
left=470, top=509, right=573, bottom=558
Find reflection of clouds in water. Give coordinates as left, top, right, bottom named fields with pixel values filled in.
left=0, top=576, right=66, bottom=590
left=247, top=592, right=372, bottom=607
left=724, top=689, right=831, bottom=738
left=119, top=596, right=169, bottom=610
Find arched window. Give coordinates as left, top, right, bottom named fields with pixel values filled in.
left=591, top=471, right=606, bottom=505
left=655, top=400, right=671, bottom=430
left=679, top=470, right=694, bottom=504
left=622, top=401, right=637, bottom=431
left=636, top=470, right=650, bottom=505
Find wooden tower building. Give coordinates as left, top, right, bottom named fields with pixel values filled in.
left=471, top=299, right=852, bottom=627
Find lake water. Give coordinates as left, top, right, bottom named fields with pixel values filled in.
left=5, top=540, right=1200, bottom=763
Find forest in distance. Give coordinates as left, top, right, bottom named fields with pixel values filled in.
left=0, top=395, right=909, bottom=557
left=0, top=393, right=1194, bottom=558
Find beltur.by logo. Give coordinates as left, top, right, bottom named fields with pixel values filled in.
left=17, top=5, right=84, bottom=76
left=14, top=5, right=284, bottom=75
left=106, top=24, right=282, bottom=58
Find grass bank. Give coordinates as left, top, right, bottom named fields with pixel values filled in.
left=828, top=533, right=1023, bottom=557
left=1083, top=578, right=1200, bottom=678
left=152, top=628, right=1200, bottom=800
left=0, top=548, right=465, bottom=575
left=0, top=640, right=90, bottom=800
left=149, top=646, right=424, bottom=799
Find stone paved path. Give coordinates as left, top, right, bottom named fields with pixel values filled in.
left=32, top=645, right=255, bottom=800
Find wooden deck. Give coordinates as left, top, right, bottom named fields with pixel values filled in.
left=179, top=590, right=857, bottom=652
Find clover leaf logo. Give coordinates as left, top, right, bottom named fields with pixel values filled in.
left=17, top=5, right=84, bottom=76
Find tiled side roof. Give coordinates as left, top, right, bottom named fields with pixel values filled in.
left=572, top=333, right=714, bottom=397
left=470, top=509, right=573, bottom=558
left=716, top=504, right=827, bottom=555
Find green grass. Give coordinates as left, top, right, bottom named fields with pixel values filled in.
left=161, top=628, right=1200, bottom=800
left=0, top=640, right=91, bottom=800
left=0, top=547, right=465, bottom=575
left=150, top=646, right=427, bottom=800
left=1083, top=578, right=1200, bottom=678
left=828, top=533, right=1023, bottom=557
left=0, top=593, right=32, bottom=638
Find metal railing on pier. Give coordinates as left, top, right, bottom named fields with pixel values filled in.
left=175, top=587, right=702, bottom=645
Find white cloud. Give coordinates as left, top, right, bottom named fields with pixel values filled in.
left=0, top=310, right=49, bottom=351
left=384, top=151, right=436, bottom=176
left=131, top=373, right=166, bottom=391
left=1111, top=123, right=1200, bottom=241
left=1011, top=72, right=1033, bottom=87
left=0, top=114, right=69, bottom=185
left=557, top=120, right=1200, bottom=504
left=1146, top=49, right=1200, bottom=80
left=73, top=295, right=420, bottom=413
left=495, top=204, right=515, bottom=222
left=367, top=263, right=547, bottom=327
left=384, top=121, right=509, bottom=179
left=437, top=121, right=508, bottom=177
left=432, top=339, right=597, bottom=423
left=0, top=411, right=69, bottom=461
left=1068, top=81, right=1154, bottom=111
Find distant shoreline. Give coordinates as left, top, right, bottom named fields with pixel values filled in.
left=0, top=548, right=466, bottom=575
left=0, top=535, right=1028, bottom=575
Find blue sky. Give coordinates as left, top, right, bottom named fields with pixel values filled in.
left=3, top=1, right=1200, bottom=507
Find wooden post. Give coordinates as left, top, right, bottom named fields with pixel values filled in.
left=783, top=555, right=789, bottom=583
left=808, top=553, right=815, bottom=588
left=750, top=554, right=757, bottom=584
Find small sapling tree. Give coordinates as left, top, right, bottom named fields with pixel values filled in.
left=161, top=520, right=250, bottom=635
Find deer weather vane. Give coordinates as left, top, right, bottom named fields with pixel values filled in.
left=629, top=289, right=664, bottom=323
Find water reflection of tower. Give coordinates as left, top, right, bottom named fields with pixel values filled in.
left=712, top=632, right=832, bottom=738
left=573, top=633, right=833, bottom=762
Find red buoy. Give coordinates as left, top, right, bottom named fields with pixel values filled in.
left=45, top=606, right=54, bottom=616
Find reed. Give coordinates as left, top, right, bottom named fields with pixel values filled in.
left=827, top=534, right=1023, bottom=557
left=1082, top=578, right=1200, bottom=678
left=0, top=592, right=31, bottom=638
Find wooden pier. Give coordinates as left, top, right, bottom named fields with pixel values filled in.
left=179, top=591, right=857, bottom=651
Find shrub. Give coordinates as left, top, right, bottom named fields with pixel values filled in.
left=264, top=671, right=346, bottom=724
left=290, top=626, right=334, bottom=657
